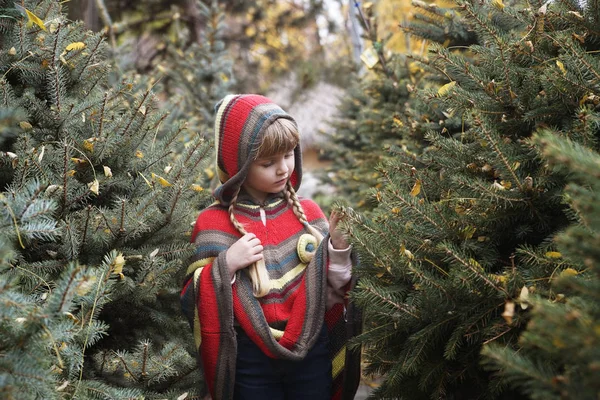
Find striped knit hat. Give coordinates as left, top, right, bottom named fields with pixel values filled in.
left=213, top=94, right=302, bottom=205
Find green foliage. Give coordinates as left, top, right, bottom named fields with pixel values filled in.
left=321, top=3, right=433, bottom=210
left=154, top=0, right=235, bottom=139
left=0, top=0, right=211, bottom=397
left=340, top=0, right=600, bottom=398
left=481, top=133, right=600, bottom=400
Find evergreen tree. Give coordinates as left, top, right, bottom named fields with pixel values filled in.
left=338, top=0, right=600, bottom=398
left=321, top=4, right=430, bottom=210
left=481, top=132, right=600, bottom=400
left=154, top=0, right=235, bottom=142
left=0, top=1, right=212, bottom=397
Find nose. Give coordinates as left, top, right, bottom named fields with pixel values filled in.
left=277, top=160, right=288, bottom=175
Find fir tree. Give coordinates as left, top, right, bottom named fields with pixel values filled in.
left=339, top=0, right=600, bottom=398
left=0, top=0, right=212, bottom=397
left=154, top=0, right=235, bottom=144
left=481, top=132, right=600, bottom=400
left=321, top=4, right=430, bottom=210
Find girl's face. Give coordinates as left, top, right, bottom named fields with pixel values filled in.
left=243, top=150, right=295, bottom=203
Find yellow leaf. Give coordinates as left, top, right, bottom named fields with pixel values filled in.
left=70, top=157, right=86, bottom=165
left=65, top=42, right=86, bottom=51
left=88, top=179, right=99, bottom=195
left=408, top=62, right=422, bottom=75
left=245, top=25, right=257, bottom=37
left=75, top=276, right=96, bottom=296
left=560, top=268, right=578, bottom=277
left=24, top=8, right=47, bottom=31
left=151, top=173, right=172, bottom=187
left=410, top=179, right=422, bottom=197
left=545, top=251, right=562, bottom=259
left=393, top=116, right=403, bottom=127
left=82, top=139, right=94, bottom=152
left=437, top=81, right=456, bottom=96
left=135, top=150, right=144, bottom=158
left=38, top=145, right=45, bottom=162
left=519, top=286, right=530, bottom=310
left=191, top=184, right=204, bottom=192
left=502, top=301, right=515, bottom=325
left=491, top=0, right=505, bottom=10
left=20, top=121, right=32, bottom=130
left=66, top=170, right=76, bottom=177
left=391, top=207, right=401, bottom=214
left=492, top=274, right=507, bottom=284
left=103, top=166, right=112, bottom=177
left=111, top=253, right=126, bottom=276
left=556, top=60, right=567, bottom=76
left=8, top=47, right=16, bottom=56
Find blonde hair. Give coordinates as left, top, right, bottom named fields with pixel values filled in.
left=256, top=118, right=299, bottom=159
left=228, top=118, right=323, bottom=297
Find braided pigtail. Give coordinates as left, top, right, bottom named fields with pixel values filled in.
left=228, top=187, right=270, bottom=297
left=285, top=181, right=324, bottom=245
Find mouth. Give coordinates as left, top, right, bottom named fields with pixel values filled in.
left=275, top=178, right=288, bottom=185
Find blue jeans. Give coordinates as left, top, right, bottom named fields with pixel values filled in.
left=233, top=324, right=332, bottom=400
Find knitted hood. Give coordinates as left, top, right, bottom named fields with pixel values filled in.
left=213, top=94, right=302, bottom=206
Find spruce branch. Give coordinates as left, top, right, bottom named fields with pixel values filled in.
left=119, top=198, right=126, bottom=234
left=75, top=269, right=107, bottom=396
left=141, top=340, right=149, bottom=379
left=97, top=92, right=108, bottom=140
left=473, top=117, right=523, bottom=192
left=75, top=34, right=104, bottom=82
left=50, top=24, right=62, bottom=113
left=462, top=3, right=515, bottom=102
left=465, top=179, right=527, bottom=204
left=381, top=169, right=442, bottom=232
left=0, top=194, right=25, bottom=249
left=120, top=89, right=153, bottom=138
left=360, top=283, right=420, bottom=320
left=547, top=33, right=600, bottom=84
left=441, top=244, right=507, bottom=294
left=79, top=205, right=92, bottom=255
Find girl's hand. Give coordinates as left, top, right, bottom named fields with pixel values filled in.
left=329, top=210, right=349, bottom=250
left=226, top=233, right=263, bottom=278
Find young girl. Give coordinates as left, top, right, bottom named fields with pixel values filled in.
left=181, top=94, right=358, bottom=400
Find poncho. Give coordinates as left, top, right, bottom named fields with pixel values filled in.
left=180, top=94, right=359, bottom=400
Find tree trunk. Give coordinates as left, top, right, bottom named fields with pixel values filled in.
left=67, top=0, right=101, bottom=31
